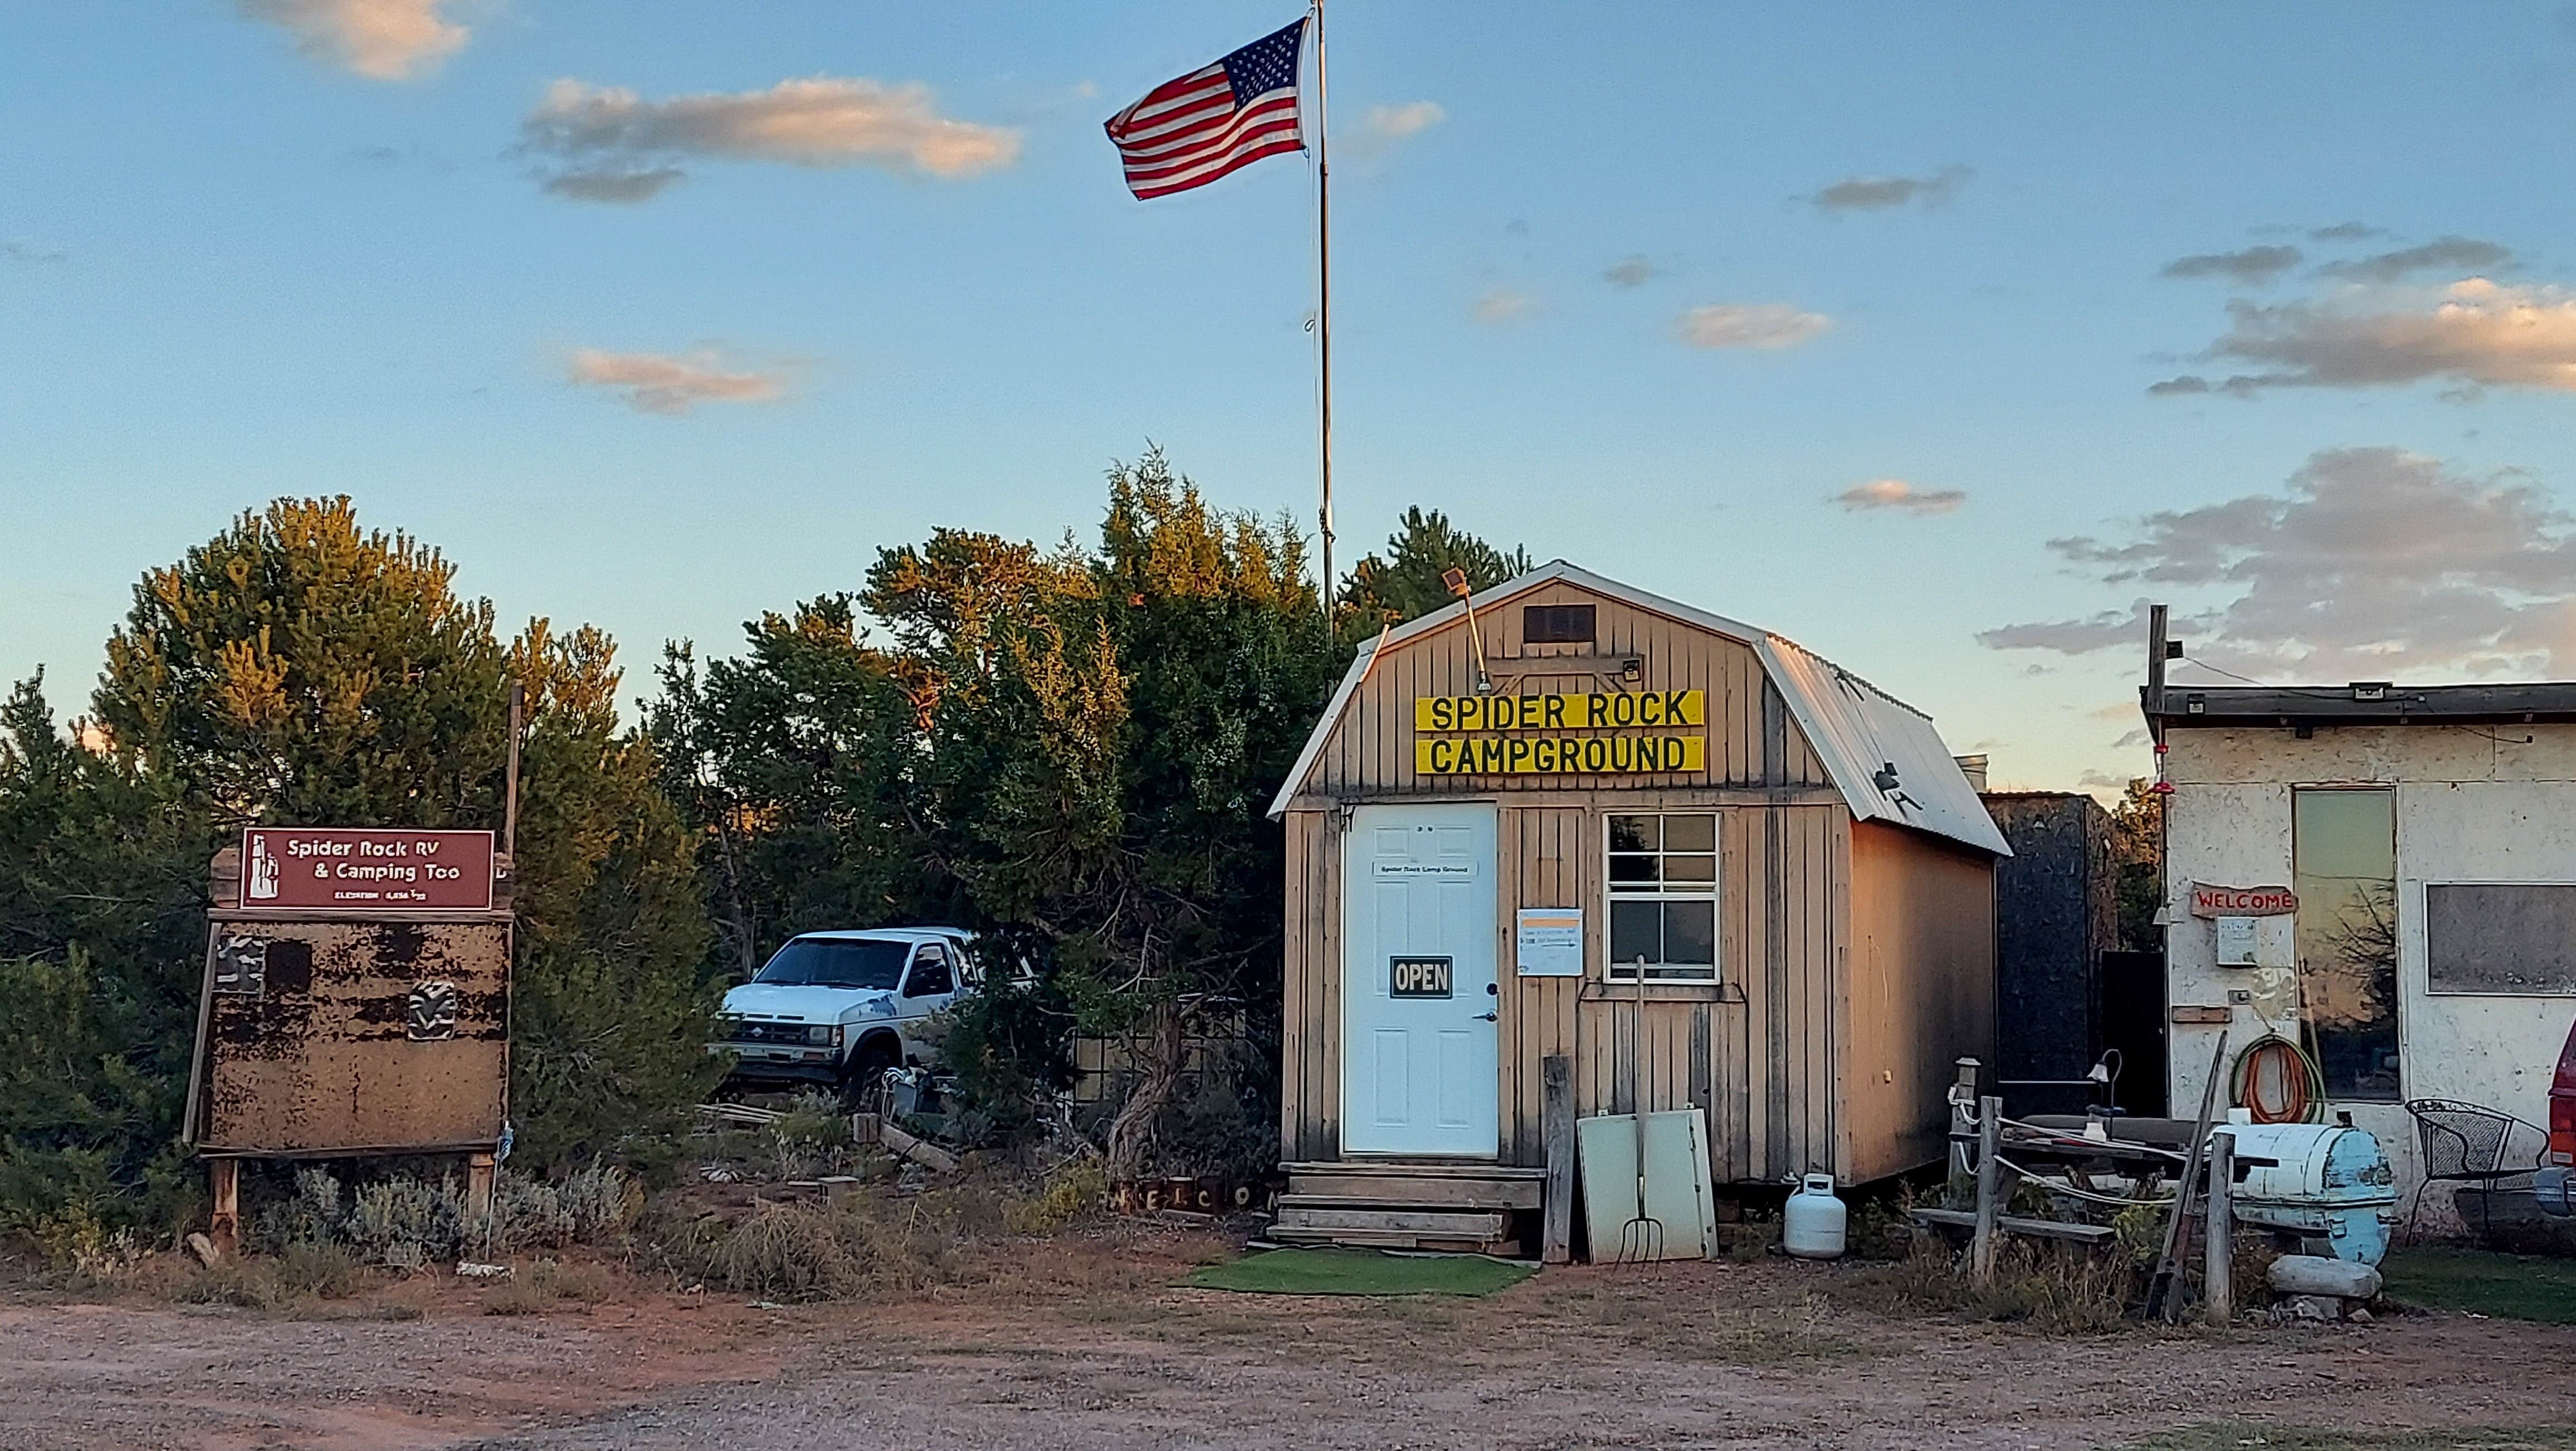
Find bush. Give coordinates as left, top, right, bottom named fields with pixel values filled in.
left=248, top=1162, right=641, bottom=1270
left=645, top=1182, right=1011, bottom=1303
left=174, top=1241, right=367, bottom=1309
left=1841, top=1236, right=2139, bottom=1335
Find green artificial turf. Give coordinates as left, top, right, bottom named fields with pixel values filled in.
left=1185, top=1248, right=1533, bottom=1297
left=2380, top=1247, right=2576, bottom=1325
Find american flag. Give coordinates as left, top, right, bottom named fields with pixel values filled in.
left=1104, top=20, right=1308, bottom=201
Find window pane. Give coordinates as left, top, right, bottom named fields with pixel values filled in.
left=1663, top=815, right=1716, bottom=852
left=2293, top=788, right=2399, bottom=1102
left=1608, top=815, right=1658, bottom=852
left=1663, top=900, right=1716, bottom=966
left=1609, top=901, right=1661, bottom=973
left=1663, top=853, right=1716, bottom=883
left=1609, top=854, right=1658, bottom=884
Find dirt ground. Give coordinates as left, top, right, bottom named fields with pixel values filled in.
left=7, top=1226, right=2575, bottom=1451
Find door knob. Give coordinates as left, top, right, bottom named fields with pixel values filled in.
left=1475, top=1010, right=1499, bottom=1022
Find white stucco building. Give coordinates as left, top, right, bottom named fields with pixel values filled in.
left=2150, top=675, right=2576, bottom=1213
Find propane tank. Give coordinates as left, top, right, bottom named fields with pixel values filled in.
left=1782, top=1172, right=1847, bottom=1259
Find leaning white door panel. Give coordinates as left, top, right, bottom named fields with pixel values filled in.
left=1342, top=804, right=1499, bottom=1157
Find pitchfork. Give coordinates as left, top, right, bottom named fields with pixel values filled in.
left=1616, top=956, right=1666, bottom=1268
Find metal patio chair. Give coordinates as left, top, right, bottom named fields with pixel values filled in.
left=2404, top=1098, right=2545, bottom=1244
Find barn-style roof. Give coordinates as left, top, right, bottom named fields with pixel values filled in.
left=1270, top=561, right=2009, bottom=856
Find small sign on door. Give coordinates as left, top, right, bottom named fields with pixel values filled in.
left=1389, top=956, right=1454, bottom=998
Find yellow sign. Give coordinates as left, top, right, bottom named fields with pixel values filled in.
left=1414, top=689, right=1704, bottom=733
left=1416, top=734, right=1706, bottom=775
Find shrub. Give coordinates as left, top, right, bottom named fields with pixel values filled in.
left=1006, top=1155, right=1108, bottom=1234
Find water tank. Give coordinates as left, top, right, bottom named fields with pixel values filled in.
left=1783, top=1173, right=1847, bottom=1259
left=2220, top=1122, right=2398, bottom=1265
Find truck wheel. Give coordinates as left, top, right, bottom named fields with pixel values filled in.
left=841, top=1037, right=901, bottom=1111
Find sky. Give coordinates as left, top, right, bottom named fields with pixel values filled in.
left=8, top=2, right=2576, bottom=795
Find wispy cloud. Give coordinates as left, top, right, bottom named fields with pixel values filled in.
left=2162, top=245, right=2302, bottom=285
left=1677, top=303, right=1831, bottom=350
left=3, top=241, right=67, bottom=265
left=2153, top=277, right=2576, bottom=397
left=1811, top=165, right=1970, bottom=212
left=1363, top=101, right=1445, bottom=142
left=240, top=0, right=469, bottom=81
left=523, top=76, right=1020, bottom=201
left=2309, top=221, right=2387, bottom=243
left=1471, top=289, right=1534, bottom=325
left=1603, top=256, right=1658, bottom=288
left=2318, top=235, right=2515, bottom=283
left=1980, top=447, right=2576, bottom=678
left=567, top=348, right=785, bottom=415
left=1833, top=479, right=1966, bottom=515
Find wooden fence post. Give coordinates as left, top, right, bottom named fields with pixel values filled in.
left=1971, top=1094, right=2002, bottom=1287
left=2204, top=1128, right=2235, bottom=1326
left=207, top=1158, right=240, bottom=1260
left=1541, top=1055, right=1575, bottom=1265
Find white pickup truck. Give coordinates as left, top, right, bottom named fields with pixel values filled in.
left=709, top=927, right=977, bottom=1098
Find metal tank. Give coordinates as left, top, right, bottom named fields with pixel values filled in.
left=2219, top=1121, right=2398, bottom=1265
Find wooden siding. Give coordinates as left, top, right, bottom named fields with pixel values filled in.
left=1284, top=793, right=1851, bottom=1182
left=1839, top=820, right=1998, bottom=1184
left=1289, top=581, right=1832, bottom=803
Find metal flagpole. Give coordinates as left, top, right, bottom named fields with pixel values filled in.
left=1312, top=0, right=1334, bottom=615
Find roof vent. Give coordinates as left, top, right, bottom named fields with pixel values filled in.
left=1872, top=762, right=1901, bottom=793
left=2350, top=681, right=2390, bottom=701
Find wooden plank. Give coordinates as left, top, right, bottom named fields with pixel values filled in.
left=1541, top=1054, right=1574, bottom=1264
left=1278, top=1174, right=1543, bottom=1209
left=1318, top=810, right=1343, bottom=1158
left=1281, top=810, right=1309, bottom=1161
left=1764, top=804, right=1790, bottom=1181
left=1909, top=1207, right=2113, bottom=1246
left=1275, top=1206, right=1507, bottom=1236
left=1688, top=1004, right=1713, bottom=1182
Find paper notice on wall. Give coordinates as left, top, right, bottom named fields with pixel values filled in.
left=1516, top=908, right=1583, bottom=977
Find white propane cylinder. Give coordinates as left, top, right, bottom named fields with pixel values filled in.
left=1783, top=1172, right=1847, bottom=1259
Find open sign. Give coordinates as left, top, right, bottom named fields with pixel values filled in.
left=1389, top=956, right=1453, bottom=998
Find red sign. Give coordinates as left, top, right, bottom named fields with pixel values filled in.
left=2189, top=882, right=2297, bottom=918
left=239, top=828, right=496, bottom=912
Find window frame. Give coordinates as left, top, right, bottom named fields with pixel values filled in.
left=1523, top=603, right=1597, bottom=646
left=903, top=943, right=954, bottom=998
left=1602, top=811, right=1721, bottom=985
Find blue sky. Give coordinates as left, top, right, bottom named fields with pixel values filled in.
left=8, top=2, right=2576, bottom=792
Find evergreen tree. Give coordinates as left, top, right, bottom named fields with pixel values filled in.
left=0, top=499, right=716, bottom=1235
left=1335, top=506, right=1533, bottom=647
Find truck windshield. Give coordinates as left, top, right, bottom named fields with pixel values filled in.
left=752, top=938, right=910, bottom=990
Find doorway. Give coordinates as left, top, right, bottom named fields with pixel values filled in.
left=1341, top=803, right=1500, bottom=1157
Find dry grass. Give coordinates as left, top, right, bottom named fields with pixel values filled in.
left=169, top=1243, right=371, bottom=1312
left=1836, top=1235, right=2139, bottom=1335
left=482, top=1258, right=621, bottom=1316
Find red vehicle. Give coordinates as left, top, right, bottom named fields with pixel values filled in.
left=2554, top=1019, right=2576, bottom=1168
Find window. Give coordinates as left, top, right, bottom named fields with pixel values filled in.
left=754, top=937, right=909, bottom=990
left=905, top=944, right=954, bottom=997
left=1523, top=603, right=1596, bottom=645
left=1606, top=813, right=1718, bottom=982
left=2426, top=884, right=2576, bottom=995
left=2292, top=787, right=2399, bottom=1101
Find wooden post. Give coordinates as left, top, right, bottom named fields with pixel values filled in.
left=1948, top=1058, right=1982, bottom=1205
left=2204, top=1128, right=2235, bottom=1326
left=1541, top=1054, right=1575, bottom=1265
left=2148, top=1030, right=2229, bottom=1322
left=465, top=1150, right=497, bottom=1229
left=207, top=1158, right=240, bottom=1260
left=503, top=681, right=525, bottom=857
left=1971, top=1094, right=2002, bottom=1287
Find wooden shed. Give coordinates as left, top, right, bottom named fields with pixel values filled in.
left=1267, top=563, right=2006, bottom=1249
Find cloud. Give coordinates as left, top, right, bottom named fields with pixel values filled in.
left=1471, top=289, right=1534, bottom=325
left=1363, top=101, right=1445, bottom=142
left=2162, top=245, right=2302, bottom=285
left=1811, top=165, right=1970, bottom=212
left=2153, top=277, right=2576, bottom=396
left=3, top=241, right=67, bottom=265
left=2309, top=221, right=2387, bottom=242
left=2077, top=770, right=2136, bottom=792
left=1678, top=303, right=1832, bottom=350
left=240, top=0, right=468, bottom=81
left=567, top=349, right=784, bottom=415
left=2320, top=235, right=2514, bottom=283
left=523, top=76, right=1019, bottom=199
left=1833, top=478, right=1966, bottom=514
left=544, top=167, right=685, bottom=203
left=1603, top=256, right=1657, bottom=288
left=1982, top=447, right=2576, bottom=678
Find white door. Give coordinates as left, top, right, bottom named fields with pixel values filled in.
left=1342, top=804, right=1500, bottom=1157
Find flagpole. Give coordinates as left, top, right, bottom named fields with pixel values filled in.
left=1311, top=0, right=1334, bottom=616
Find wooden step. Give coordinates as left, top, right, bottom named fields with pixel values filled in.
left=1274, top=1204, right=1507, bottom=1238
left=1283, top=1161, right=1546, bottom=1179
left=1268, top=1225, right=1520, bottom=1255
left=1284, top=1165, right=1544, bottom=1210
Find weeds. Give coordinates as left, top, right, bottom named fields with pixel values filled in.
left=645, top=1180, right=1019, bottom=1303
left=1840, top=1236, right=2138, bottom=1335
left=481, top=1258, right=619, bottom=1316
left=1709, top=1291, right=1867, bottom=1366
left=173, top=1241, right=368, bottom=1311
left=1004, top=1155, right=1108, bottom=1234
